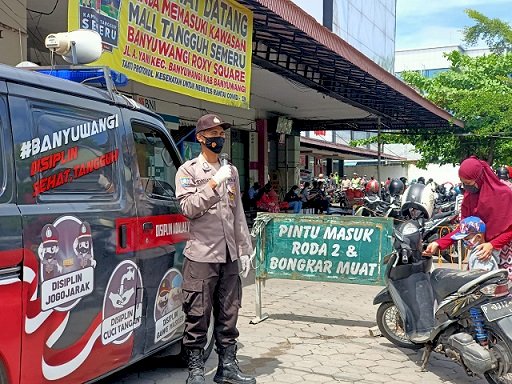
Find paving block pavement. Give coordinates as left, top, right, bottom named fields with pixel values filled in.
left=101, top=279, right=487, bottom=384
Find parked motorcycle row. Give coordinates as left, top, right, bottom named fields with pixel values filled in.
left=351, top=181, right=463, bottom=262
left=372, top=183, right=512, bottom=383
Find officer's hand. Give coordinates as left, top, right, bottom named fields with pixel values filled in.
left=212, top=165, right=232, bottom=186
left=422, top=241, right=439, bottom=257
left=240, top=254, right=252, bottom=278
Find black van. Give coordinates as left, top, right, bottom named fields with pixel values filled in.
left=0, top=64, right=212, bottom=383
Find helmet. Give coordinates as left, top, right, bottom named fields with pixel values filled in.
left=401, top=183, right=435, bottom=219
left=497, top=166, right=509, bottom=180
left=388, top=178, right=405, bottom=196
left=366, top=179, right=380, bottom=194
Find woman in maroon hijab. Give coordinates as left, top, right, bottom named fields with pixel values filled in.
left=424, top=156, right=512, bottom=278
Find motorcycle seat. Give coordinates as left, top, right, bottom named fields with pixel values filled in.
left=430, top=268, right=488, bottom=302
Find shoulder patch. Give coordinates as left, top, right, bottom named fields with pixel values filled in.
left=180, top=177, right=194, bottom=187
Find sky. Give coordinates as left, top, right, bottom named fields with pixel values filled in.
left=290, top=0, right=512, bottom=50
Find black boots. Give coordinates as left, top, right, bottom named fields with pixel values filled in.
left=186, top=348, right=206, bottom=384
left=213, top=345, right=256, bottom=384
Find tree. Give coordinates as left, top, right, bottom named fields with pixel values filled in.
left=463, top=10, right=512, bottom=54
left=352, top=10, right=512, bottom=167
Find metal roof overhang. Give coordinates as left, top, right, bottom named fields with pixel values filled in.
left=300, top=137, right=405, bottom=161
left=238, top=0, right=464, bottom=133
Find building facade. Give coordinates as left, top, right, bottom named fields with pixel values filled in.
left=0, top=0, right=456, bottom=199
left=295, top=0, right=403, bottom=181
left=332, top=0, right=396, bottom=73
left=395, top=45, right=490, bottom=78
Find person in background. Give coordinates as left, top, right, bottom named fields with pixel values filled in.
left=341, top=175, right=351, bottom=191
left=310, top=181, right=330, bottom=214
left=284, top=185, right=303, bottom=214
left=333, top=172, right=340, bottom=186
left=424, top=156, right=512, bottom=280
left=248, top=182, right=260, bottom=201
left=256, top=183, right=280, bottom=213
left=351, top=173, right=361, bottom=188
left=175, top=113, right=256, bottom=384
left=300, top=181, right=315, bottom=209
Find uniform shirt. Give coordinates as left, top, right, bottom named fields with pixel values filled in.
left=175, top=153, right=253, bottom=263
left=341, top=179, right=351, bottom=190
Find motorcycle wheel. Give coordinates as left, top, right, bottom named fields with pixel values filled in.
left=484, top=327, right=512, bottom=383
left=376, top=302, right=423, bottom=350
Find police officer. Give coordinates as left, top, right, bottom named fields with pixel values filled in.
left=175, top=114, right=256, bottom=384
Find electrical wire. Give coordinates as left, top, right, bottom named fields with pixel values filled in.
left=27, top=0, right=60, bottom=15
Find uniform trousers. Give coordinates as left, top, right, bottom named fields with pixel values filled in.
left=182, top=256, right=241, bottom=349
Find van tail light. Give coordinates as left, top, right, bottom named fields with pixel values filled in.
left=480, top=283, right=510, bottom=298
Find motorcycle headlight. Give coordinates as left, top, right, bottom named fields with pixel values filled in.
left=402, top=222, right=419, bottom=236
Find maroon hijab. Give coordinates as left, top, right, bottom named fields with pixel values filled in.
left=459, top=156, right=512, bottom=240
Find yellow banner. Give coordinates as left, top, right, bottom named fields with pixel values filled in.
left=69, top=0, right=253, bottom=109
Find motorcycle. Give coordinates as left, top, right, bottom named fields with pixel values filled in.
left=422, top=208, right=461, bottom=263
left=354, top=194, right=402, bottom=223
left=374, top=219, right=512, bottom=383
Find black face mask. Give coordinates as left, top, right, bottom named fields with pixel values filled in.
left=203, top=136, right=224, bottom=154
left=463, top=183, right=479, bottom=194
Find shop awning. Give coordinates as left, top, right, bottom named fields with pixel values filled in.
left=239, top=0, right=464, bottom=133
left=300, top=137, right=406, bottom=161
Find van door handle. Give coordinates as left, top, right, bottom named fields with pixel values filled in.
left=119, top=224, right=127, bottom=249
left=142, top=222, right=154, bottom=232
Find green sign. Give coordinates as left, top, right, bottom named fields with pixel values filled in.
left=253, top=214, right=394, bottom=286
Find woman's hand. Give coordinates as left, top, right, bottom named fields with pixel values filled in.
left=423, top=241, right=439, bottom=256
left=475, top=242, right=494, bottom=261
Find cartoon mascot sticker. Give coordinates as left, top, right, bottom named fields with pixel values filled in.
left=154, top=269, right=185, bottom=343
left=101, top=260, right=143, bottom=345
left=74, top=222, right=96, bottom=268
left=40, top=224, right=62, bottom=280
left=38, top=216, right=96, bottom=312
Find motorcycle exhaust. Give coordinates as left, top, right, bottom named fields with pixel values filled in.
left=447, top=333, right=494, bottom=374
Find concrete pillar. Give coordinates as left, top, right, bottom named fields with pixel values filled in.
left=248, top=130, right=258, bottom=187
left=276, top=135, right=300, bottom=193
left=326, top=158, right=333, bottom=176
left=256, top=119, right=268, bottom=187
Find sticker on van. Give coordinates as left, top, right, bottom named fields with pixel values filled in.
left=101, top=260, right=143, bottom=345
left=38, top=216, right=96, bottom=311
left=154, top=268, right=185, bottom=343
